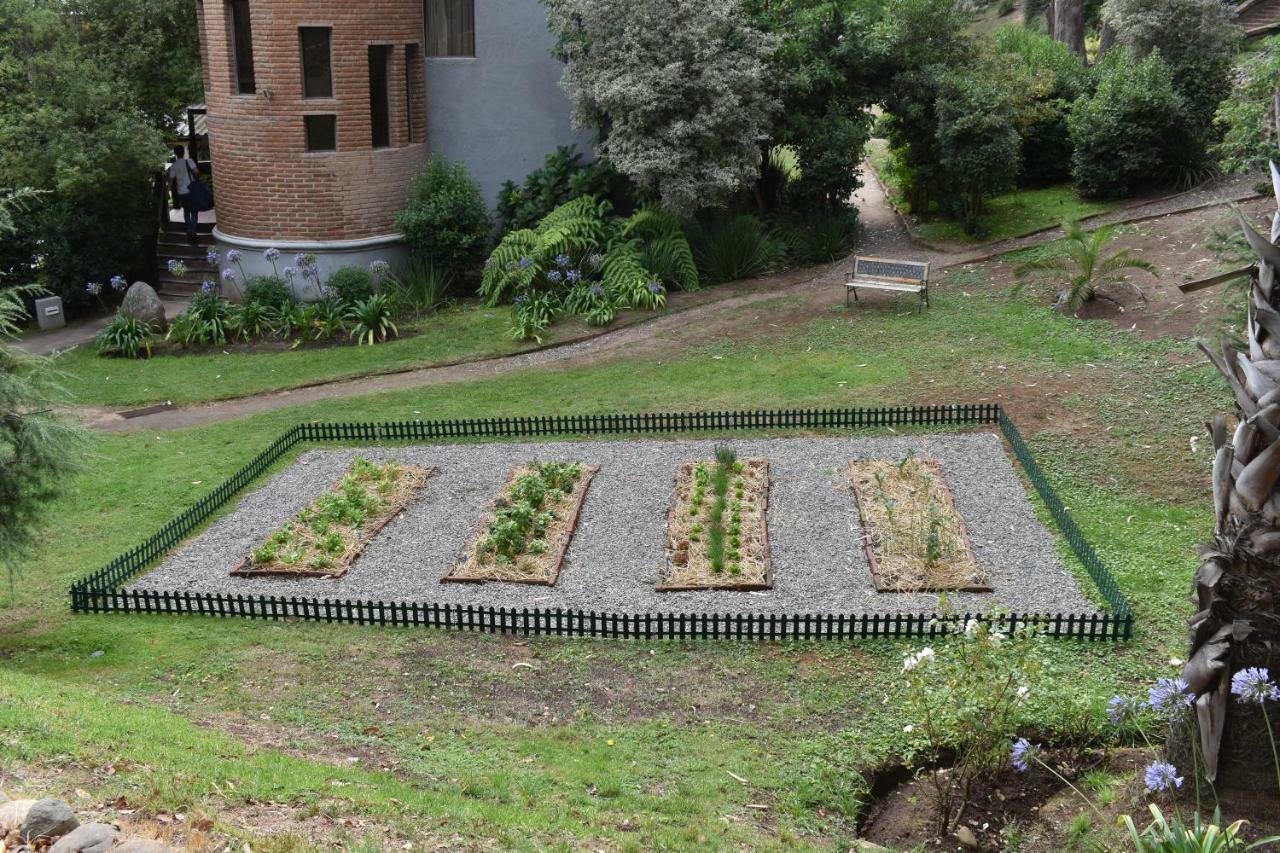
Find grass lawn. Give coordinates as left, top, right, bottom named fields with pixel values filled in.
left=866, top=138, right=1120, bottom=244
left=54, top=303, right=555, bottom=409
left=0, top=265, right=1235, bottom=848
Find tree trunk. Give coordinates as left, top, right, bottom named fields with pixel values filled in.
left=1184, top=89, right=1280, bottom=785
left=1097, top=22, right=1115, bottom=61
left=1045, top=0, right=1056, bottom=38
left=1052, top=0, right=1085, bottom=57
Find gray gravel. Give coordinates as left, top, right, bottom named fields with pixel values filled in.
left=133, top=432, right=1099, bottom=615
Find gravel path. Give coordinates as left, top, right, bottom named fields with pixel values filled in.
left=134, top=432, right=1099, bottom=616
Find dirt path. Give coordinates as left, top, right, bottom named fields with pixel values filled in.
left=84, top=170, right=1263, bottom=434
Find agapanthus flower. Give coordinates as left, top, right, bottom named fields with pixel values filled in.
left=1230, top=667, right=1280, bottom=705
left=282, top=266, right=297, bottom=281
left=369, top=260, right=391, bottom=278
left=518, top=257, right=533, bottom=269
left=221, top=268, right=237, bottom=283
left=167, top=259, right=188, bottom=277
left=587, top=253, right=605, bottom=269
left=294, top=252, right=309, bottom=268
left=226, top=249, right=242, bottom=263
left=589, top=284, right=605, bottom=297
left=901, top=647, right=935, bottom=673
left=1143, top=761, right=1184, bottom=793
left=546, top=270, right=563, bottom=284
left=263, top=247, right=281, bottom=262
left=1107, top=695, right=1140, bottom=726
left=513, top=294, right=529, bottom=307
left=1011, top=738, right=1040, bottom=773
left=566, top=269, right=582, bottom=283
left=206, top=249, right=219, bottom=265
left=1147, top=677, right=1193, bottom=719
left=647, top=281, right=664, bottom=294
left=85, top=281, right=102, bottom=296
left=302, top=264, right=320, bottom=280
left=109, top=275, right=127, bottom=291
left=555, top=254, right=571, bottom=268
left=200, top=279, right=216, bottom=294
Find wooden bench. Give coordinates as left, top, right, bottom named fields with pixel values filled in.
left=845, top=256, right=930, bottom=312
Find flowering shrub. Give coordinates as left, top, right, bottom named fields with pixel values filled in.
left=897, top=615, right=1043, bottom=835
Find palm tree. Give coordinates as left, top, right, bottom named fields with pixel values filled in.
left=1182, top=156, right=1280, bottom=786
left=1014, top=219, right=1158, bottom=312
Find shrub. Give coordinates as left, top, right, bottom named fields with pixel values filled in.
left=992, top=25, right=1088, bottom=186
left=687, top=215, right=784, bottom=285
left=325, top=266, right=375, bottom=305
left=774, top=210, right=859, bottom=265
left=935, top=69, right=1022, bottom=236
left=545, top=0, right=779, bottom=214
left=1068, top=50, right=1191, bottom=198
left=168, top=290, right=233, bottom=347
left=230, top=300, right=274, bottom=341
left=397, top=154, right=492, bottom=275
left=496, top=146, right=625, bottom=232
left=95, top=312, right=156, bottom=358
left=389, top=256, right=452, bottom=316
left=243, top=276, right=294, bottom=312
left=1213, top=36, right=1280, bottom=177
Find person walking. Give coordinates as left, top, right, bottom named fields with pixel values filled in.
left=167, top=145, right=201, bottom=244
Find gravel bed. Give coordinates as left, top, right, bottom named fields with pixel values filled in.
left=132, top=433, right=1099, bottom=616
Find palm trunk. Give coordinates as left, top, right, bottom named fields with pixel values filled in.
left=1184, top=138, right=1280, bottom=786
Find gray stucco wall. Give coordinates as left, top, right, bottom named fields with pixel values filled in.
left=425, top=0, right=597, bottom=208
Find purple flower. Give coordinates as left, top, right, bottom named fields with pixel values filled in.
left=302, top=264, right=320, bottom=280
left=587, top=253, right=605, bottom=269
left=555, top=254, right=571, bottom=269
left=167, top=259, right=188, bottom=277
left=226, top=249, right=242, bottom=263
left=369, top=260, right=391, bottom=278
left=263, top=247, right=280, bottom=262
left=1144, top=761, right=1184, bottom=793
left=85, top=281, right=102, bottom=296
left=1147, top=677, right=1193, bottom=720
left=566, top=269, right=582, bottom=283
left=294, top=252, right=309, bottom=268
left=484, top=257, right=496, bottom=269
left=282, top=266, right=297, bottom=281
left=206, top=249, right=219, bottom=265
left=1107, top=696, right=1140, bottom=726
left=109, top=275, right=127, bottom=291
left=1231, top=667, right=1280, bottom=705
left=546, top=270, right=563, bottom=284
left=647, top=281, right=664, bottom=294
left=589, top=284, right=605, bottom=297
left=221, top=268, right=237, bottom=283
left=513, top=294, right=529, bottom=307
left=518, top=257, right=533, bottom=269
left=1010, top=738, right=1039, bottom=773
left=200, top=279, right=216, bottom=294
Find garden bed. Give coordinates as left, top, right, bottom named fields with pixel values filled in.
left=444, top=462, right=598, bottom=586
left=850, top=455, right=990, bottom=593
left=659, top=451, right=771, bottom=591
left=231, top=457, right=432, bottom=579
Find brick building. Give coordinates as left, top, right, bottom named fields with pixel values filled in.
left=195, top=0, right=592, bottom=288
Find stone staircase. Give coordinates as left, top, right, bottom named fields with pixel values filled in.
left=155, top=219, right=216, bottom=297
left=1238, top=0, right=1280, bottom=35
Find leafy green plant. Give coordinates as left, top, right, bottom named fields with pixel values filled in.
left=397, top=154, right=492, bottom=275
left=388, top=256, right=452, bottom=316
left=230, top=300, right=273, bottom=341
left=774, top=210, right=858, bottom=265
left=326, top=266, right=376, bottom=305
left=687, top=215, right=784, bottom=285
left=305, top=298, right=347, bottom=341
left=478, top=462, right=583, bottom=563
left=1213, top=36, right=1280, bottom=177
left=1121, top=805, right=1279, bottom=852
left=95, top=313, right=156, bottom=358
left=167, top=290, right=233, bottom=347
left=346, top=294, right=399, bottom=346
left=242, top=276, right=294, bottom=312
left=1013, top=220, right=1158, bottom=312
left=496, top=145, right=624, bottom=232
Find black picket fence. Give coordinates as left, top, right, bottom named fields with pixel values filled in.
left=69, top=404, right=1135, bottom=642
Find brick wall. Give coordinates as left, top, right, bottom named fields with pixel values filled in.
left=198, top=0, right=427, bottom=243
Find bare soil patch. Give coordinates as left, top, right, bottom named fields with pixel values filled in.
left=660, top=456, right=772, bottom=591
left=232, top=460, right=433, bottom=579
left=850, top=457, right=988, bottom=593
left=444, top=463, right=598, bottom=586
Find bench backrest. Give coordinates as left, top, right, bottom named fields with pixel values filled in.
left=854, top=256, right=929, bottom=283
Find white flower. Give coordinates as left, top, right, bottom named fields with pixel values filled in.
left=988, top=631, right=1006, bottom=648
left=1169, top=658, right=1184, bottom=668
left=903, top=724, right=914, bottom=733
left=964, top=618, right=980, bottom=639
left=901, top=647, right=935, bottom=673
left=1016, top=686, right=1030, bottom=703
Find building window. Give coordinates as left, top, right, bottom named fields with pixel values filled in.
left=424, top=0, right=475, bottom=57
left=300, top=27, right=333, bottom=99
left=405, top=44, right=420, bottom=143
left=368, top=46, right=391, bottom=149
left=227, top=0, right=256, bottom=94
left=304, top=115, right=337, bottom=152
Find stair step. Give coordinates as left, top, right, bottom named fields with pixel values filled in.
left=162, top=220, right=215, bottom=235
left=155, top=276, right=205, bottom=295
left=158, top=245, right=216, bottom=262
